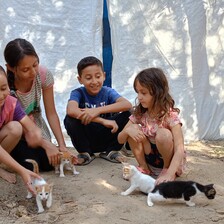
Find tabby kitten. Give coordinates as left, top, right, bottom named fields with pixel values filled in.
left=147, top=181, right=216, bottom=207
left=55, top=151, right=79, bottom=177
left=121, top=163, right=156, bottom=196
left=26, top=159, right=53, bottom=213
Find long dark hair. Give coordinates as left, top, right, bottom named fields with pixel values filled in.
left=0, top=65, right=6, bottom=74
left=4, top=38, right=39, bottom=91
left=133, top=67, right=179, bottom=119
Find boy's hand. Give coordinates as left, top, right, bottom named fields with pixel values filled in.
left=78, top=108, right=100, bottom=125
left=101, top=119, right=118, bottom=133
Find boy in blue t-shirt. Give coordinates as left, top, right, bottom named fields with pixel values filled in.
left=64, top=56, right=132, bottom=165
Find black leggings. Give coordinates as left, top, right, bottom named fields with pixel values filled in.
left=11, top=139, right=53, bottom=172
left=64, top=111, right=131, bottom=155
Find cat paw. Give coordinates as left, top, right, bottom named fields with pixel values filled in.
left=55, top=170, right=60, bottom=174
left=147, top=197, right=154, bottom=207
left=121, top=192, right=128, bottom=196
left=147, top=201, right=154, bottom=207
left=186, top=201, right=195, bottom=207
left=73, top=171, right=79, bottom=175
left=38, top=208, right=45, bottom=213
left=46, top=202, right=52, bottom=208
left=26, top=195, right=32, bottom=199
left=26, top=192, right=33, bottom=199
left=59, top=174, right=65, bottom=177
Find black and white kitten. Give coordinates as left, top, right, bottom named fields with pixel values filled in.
left=147, top=180, right=216, bottom=207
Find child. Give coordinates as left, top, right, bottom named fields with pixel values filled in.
left=118, top=67, right=186, bottom=184
left=64, top=56, right=132, bottom=165
left=4, top=38, right=77, bottom=171
left=0, top=65, right=41, bottom=193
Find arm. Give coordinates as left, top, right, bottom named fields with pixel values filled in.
left=20, top=114, right=63, bottom=166
left=19, top=115, right=42, bottom=148
left=42, top=86, right=67, bottom=151
left=67, top=97, right=132, bottom=125
left=84, top=96, right=132, bottom=116
left=118, top=120, right=146, bottom=144
left=67, top=101, right=119, bottom=133
left=42, top=86, right=78, bottom=163
left=67, top=100, right=85, bottom=119
left=0, top=145, right=40, bottom=194
left=118, top=120, right=133, bottom=144
left=81, top=97, right=132, bottom=120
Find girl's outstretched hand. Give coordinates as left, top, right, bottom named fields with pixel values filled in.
left=59, top=146, right=79, bottom=165
left=20, top=168, right=41, bottom=195
left=155, top=169, right=176, bottom=185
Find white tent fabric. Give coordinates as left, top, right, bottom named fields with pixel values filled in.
left=0, top=0, right=223, bottom=143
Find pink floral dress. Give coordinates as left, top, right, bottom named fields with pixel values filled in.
left=129, top=110, right=182, bottom=144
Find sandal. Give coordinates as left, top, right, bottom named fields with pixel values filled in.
left=77, top=152, right=95, bottom=166
left=137, top=166, right=151, bottom=175
left=99, top=151, right=126, bottom=163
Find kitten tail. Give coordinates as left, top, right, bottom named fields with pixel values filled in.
left=25, top=159, right=39, bottom=175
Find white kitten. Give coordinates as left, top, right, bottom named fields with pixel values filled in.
left=55, top=151, right=79, bottom=177
left=121, top=163, right=156, bottom=196
left=26, top=159, right=53, bottom=213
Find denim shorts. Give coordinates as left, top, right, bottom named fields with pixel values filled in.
left=144, top=143, right=164, bottom=169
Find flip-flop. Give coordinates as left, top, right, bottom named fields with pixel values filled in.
left=99, top=151, right=126, bottom=163
left=77, top=152, right=95, bottom=166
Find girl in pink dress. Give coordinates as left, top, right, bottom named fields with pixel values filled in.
left=118, top=67, right=186, bottom=184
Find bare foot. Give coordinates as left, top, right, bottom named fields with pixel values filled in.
left=0, top=167, right=16, bottom=183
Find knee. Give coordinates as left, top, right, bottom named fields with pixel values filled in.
left=6, top=121, right=23, bottom=139
left=127, top=137, right=143, bottom=151
left=155, top=128, right=172, bottom=144
left=122, top=110, right=131, bottom=118
left=64, top=115, right=78, bottom=130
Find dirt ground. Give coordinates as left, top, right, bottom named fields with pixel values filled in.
left=0, top=140, right=224, bottom=224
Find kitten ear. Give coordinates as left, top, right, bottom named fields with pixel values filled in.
left=57, top=152, right=63, bottom=159
left=35, top=186, right=41, bottom=191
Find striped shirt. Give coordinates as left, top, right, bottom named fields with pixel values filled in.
left=13, top=66, right=54, bottom=140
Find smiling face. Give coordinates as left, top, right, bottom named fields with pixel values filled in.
left=8, top=55, right=39, bottom=83
left=78, top=64, right=105, bottom=96
left=0, top=71, right=10, bottom=108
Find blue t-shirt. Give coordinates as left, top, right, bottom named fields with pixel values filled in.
left=69, top=86, right=121, bottom=118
